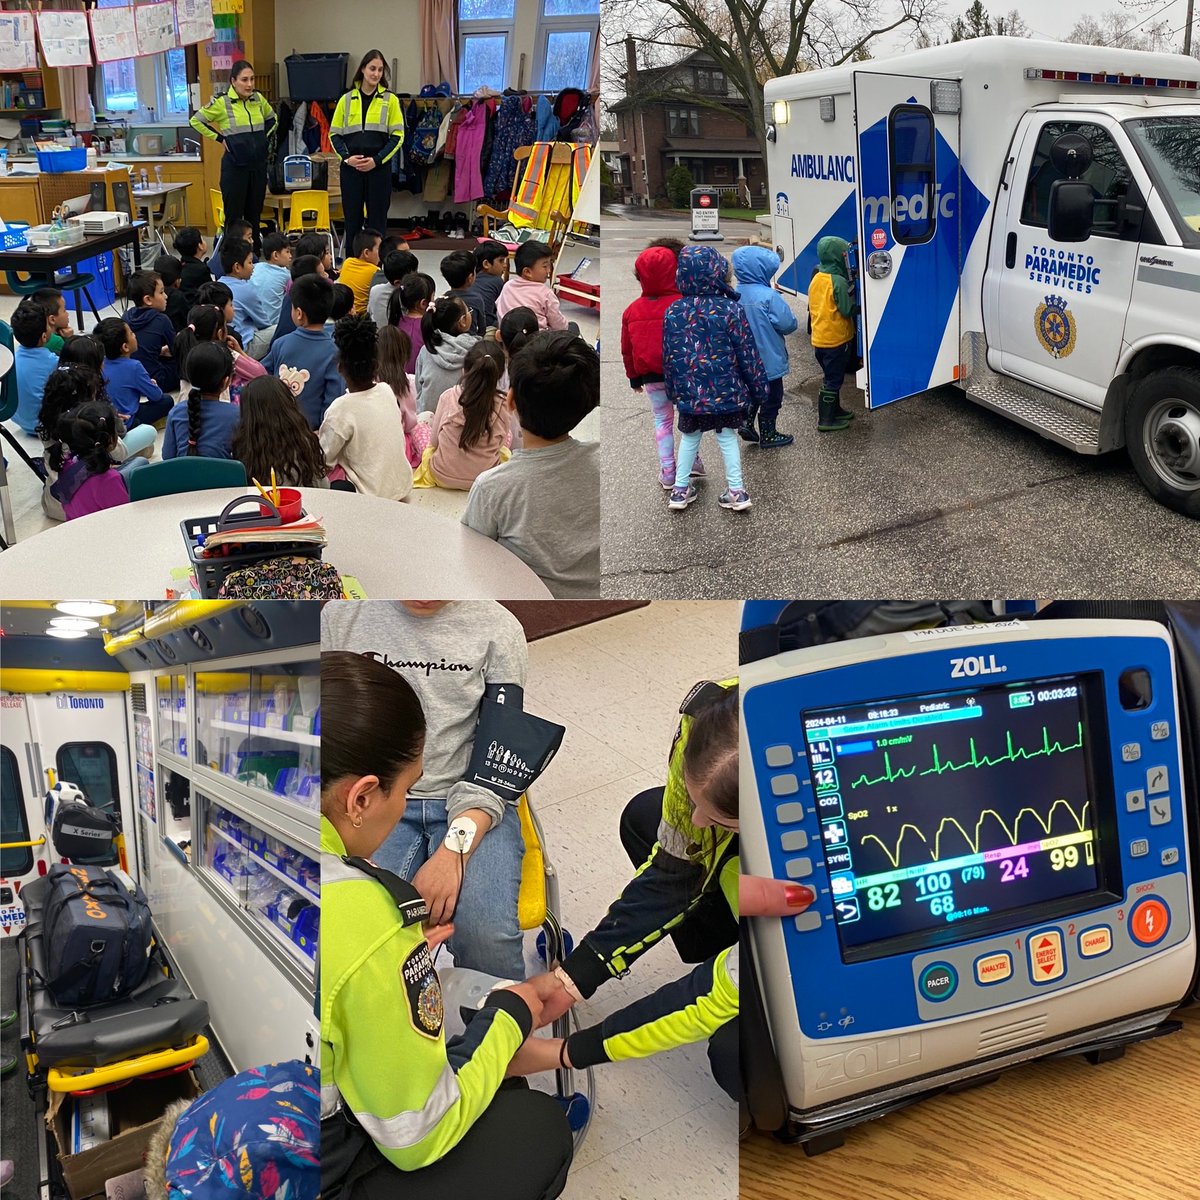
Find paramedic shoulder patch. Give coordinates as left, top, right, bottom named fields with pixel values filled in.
left=1034, top=294, right=1076, bottom=359
left=401, top=942, right=444, bottom=1040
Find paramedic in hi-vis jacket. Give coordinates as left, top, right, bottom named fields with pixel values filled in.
left=331, top=50, right=405, bottom=250
left=319, top=651, right=573, bottom=1200
left=510, top=681, right=745, bottom=1091
left=190, top=61, right=277, bottom=254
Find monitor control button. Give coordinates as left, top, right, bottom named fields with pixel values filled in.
left=1079, top=926, right=1112, bottom=958
left=765, top=745, right=794, bottom=768
left=1162, top=847, right=1180, bottom=867
left=776, top=802, right=805, bottom=824
left=1150, top=720, right=1170, bottom=741
left=974, top=952, right=1013, bottom=986
left=1028, top=930, right=1064, bottom=983
left=1129, top=897, right=1170, bottom=947
left=1149, top=796, right=1171, bottom=826
left=771, top=774, right=799, bottom=796
left=1146, top=765, right=1169, bottom=794
left=1125, top=788, right=1146, bottom=813
left=919, top=962, right=958, bottom=1002
left=786, top=857, right=813, bottom=879
left=794, top=911, right=821, bottom=932
left=780, top=830, right=809, bottom=852
left=1121, top=742, right=1142, bottom=762
left=1130, top=839, right=1150, bottom=857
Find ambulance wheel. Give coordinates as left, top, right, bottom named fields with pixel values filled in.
left=1125, top=367, right=1200, bottom=518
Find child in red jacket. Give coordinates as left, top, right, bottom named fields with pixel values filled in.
left=620, top=239, right=704, bottom=489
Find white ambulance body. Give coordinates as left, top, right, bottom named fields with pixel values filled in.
left=764, top=37, right=1200, bottom=515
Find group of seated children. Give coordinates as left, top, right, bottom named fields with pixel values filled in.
left=8, top=223, right=598, bottom=595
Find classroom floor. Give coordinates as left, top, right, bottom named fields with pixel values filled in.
left=0, top=250, right=599, bottom=544
left=516, top=600, right=739, bottom=1200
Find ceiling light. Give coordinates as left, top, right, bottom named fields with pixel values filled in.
left=55, top=601, right=118, bottom=617
left=46, top=628, right=89, bottom=639
left=50, top=617, right=99, bottom=631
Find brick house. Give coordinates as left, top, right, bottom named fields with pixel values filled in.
left=611, top=39, right=765, bottom=206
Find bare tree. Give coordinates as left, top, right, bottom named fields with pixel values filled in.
left=602, top=0, right=939, bottom=166
left=993, top=8, right=1030, bottom=36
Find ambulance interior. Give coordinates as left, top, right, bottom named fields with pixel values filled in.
left=0, top=600, right=320, bottom=1200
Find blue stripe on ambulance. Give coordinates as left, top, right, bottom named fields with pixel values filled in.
left=858, top=110, right=990, bottom=406
left=779, top=190, right=858, bottom=293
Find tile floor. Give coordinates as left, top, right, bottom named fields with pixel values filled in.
left=0, top=248, right=599, bottom=544
left=516, top=600, right=739, bottom=1200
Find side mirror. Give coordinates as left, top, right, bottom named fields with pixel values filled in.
left=1048, top=179, right=1094, bottom=243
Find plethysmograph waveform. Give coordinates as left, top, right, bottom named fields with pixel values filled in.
left=848, top=722, right=1084, bottom=790
left=859, top=798, right=1092, bottom=868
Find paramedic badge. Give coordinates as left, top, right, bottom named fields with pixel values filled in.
left=401, top=942, right=444, bottom=1039
left=775, top=191, right=790, bottom=216
left=1035, top=294, right=1076, bottom=359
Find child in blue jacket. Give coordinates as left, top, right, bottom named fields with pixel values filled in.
left=663, top=245, right=768, bottom=512
left=731, top=244, right=798, bottom=448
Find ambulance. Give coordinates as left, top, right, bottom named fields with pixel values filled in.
left=764, top=37, right=1200, bottom=515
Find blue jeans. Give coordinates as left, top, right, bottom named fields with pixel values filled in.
left=373, top=796, right=527, bottom=979
left=814, top=340, right=853, bottom=394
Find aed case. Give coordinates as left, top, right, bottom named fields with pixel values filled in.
left=741, top=619, right=1195, bottom=1148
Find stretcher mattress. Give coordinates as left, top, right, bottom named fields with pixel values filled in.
left=19, top=876, right=209, bottom=1070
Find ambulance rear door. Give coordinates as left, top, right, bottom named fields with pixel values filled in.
left=853, top=71, right=984, bottom=408
left=0, top=695, right=42, bottom=934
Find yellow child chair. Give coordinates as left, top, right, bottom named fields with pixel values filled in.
left=284, top=189, right=336, bottom=261
left=517, top=791, right=594, bottom=1148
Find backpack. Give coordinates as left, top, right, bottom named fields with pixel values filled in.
left=47, top=784, right=119, bottom=864
left=42, top=863, right=154, bottom=1006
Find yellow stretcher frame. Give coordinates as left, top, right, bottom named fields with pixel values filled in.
left=45, top=1035, right=209, bottom=1093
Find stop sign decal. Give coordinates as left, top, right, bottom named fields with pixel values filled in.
left=699, top=195, right=712, bottom=207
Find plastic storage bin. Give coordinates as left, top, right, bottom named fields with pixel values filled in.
left=0, top=222, right=29, bottom=250
left=36, top=147, right=87, bottom=173
left=284, top=53, right=348, bottom=101
left=75, top=254, right=117, bottom=310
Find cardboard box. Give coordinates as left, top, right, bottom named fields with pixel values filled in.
left=51, top=1071, right=200, bottom=1200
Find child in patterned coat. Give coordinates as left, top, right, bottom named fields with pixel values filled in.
left=662, top=245, right=768, bottom=512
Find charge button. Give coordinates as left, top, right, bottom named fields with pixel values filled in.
left=1079, top=926, right=1112, bottom=958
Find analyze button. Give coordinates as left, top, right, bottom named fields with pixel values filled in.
left=974, top=952, right=1013, bottom=986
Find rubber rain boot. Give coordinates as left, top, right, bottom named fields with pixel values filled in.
left=738, top=403, right=760, bottom=443
left=818, top=390, right=851, bottom=431
left=757, top=419, right=794, bottom=448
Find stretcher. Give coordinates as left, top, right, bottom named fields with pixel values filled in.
left=18, top=875, right=210, bottom=1095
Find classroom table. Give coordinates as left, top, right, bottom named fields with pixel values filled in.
left=0, top=486, right=552, bottom=599
left=131, top=182, right=192, bottom=249
left=0, top=221, right=147, bottom=326
left=740, top=1001, right=1200, bottom=1200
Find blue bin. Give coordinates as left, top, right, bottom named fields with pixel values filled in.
left=74, top=253, right=117, bottom=314
left=36, top=147, right=87, bottom=172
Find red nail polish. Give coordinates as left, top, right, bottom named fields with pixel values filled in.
left=785, top=884, right=815, bottom=907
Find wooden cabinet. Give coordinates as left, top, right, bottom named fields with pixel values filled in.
left=0, top=176, right=43, bottom=227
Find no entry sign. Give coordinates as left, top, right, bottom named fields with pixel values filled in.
left=690, top=187, right=724, bottom=241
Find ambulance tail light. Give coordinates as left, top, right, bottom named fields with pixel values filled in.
left=1024, top=66, right=1199, bottom=91
left=930, top=80, right=961, bottom=113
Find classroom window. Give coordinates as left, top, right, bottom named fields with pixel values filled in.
left=94, top=0, right=191, bottom=118
left=668, top=109, right=700, bottom=138
left=56, top=743, right=120, bottom=816
left=888, top=104, right=936, bottom=245
left=459, top=0, right=515, bottom=93
left=534, top=0, right=598, bottom=91
left=1, top=747, right=31, bottom=878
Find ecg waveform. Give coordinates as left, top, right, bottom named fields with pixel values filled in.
left=848, top=722, right=1084, bottom=789
left=859, top=798, right=1092, bottom=868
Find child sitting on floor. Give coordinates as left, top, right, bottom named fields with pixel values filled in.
left=339, top=228, right=382, bottom=315
left=123, top=269, right=180, bottom=392
left=387, top=272, right=434, bottom=373
left=175, top=304, right=265, bottom=403
left=462, top=331, right=599, bottom=597
left=153, top=255, right=192, bottom=333
left=414, top=295, right=477, bottom=413
left=369, top=248, right=418, bottom=329
left=376, top=325, right=419, bottom=467
left=251, top=232, right=294, bottom=329
left=412, top=339, right=510, bottom=489
left=32, top=286, right=72, bottom=352
left=217, top=238, right=276, bottom=359
left=173, top=226, right=212, bottom=303
left=11, top=297, right=58, bottom=434
left=260, top=274, right=343, bottom=429
left=319, top=313, right=412, bottom=500
left=496, top=240, right=570, bottom=332
left=162, top=341, right=239, bottom=459
left=232, top=375, right=329, bottom=489
left=48, top=400, right=133, bottom=519
left=96, top=316, right=173, bottom=430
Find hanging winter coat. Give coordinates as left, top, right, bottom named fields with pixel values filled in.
left=536, top=95, right=558, bottom=141
left=483, top=94, right=535, bottom=200
left=408, top=102, right=444, bottom=165
left=453, top=102, right=487, bottom=203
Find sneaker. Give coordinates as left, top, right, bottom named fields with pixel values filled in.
left=690, top=459, right=707, bottom=479
left=660, top=468, right=676, bottom=490
left=719, top=487, right=752, bottom=511
left=1, top=1160, right=13, bottom=1190
left=668, top=483, right=699, bottom=510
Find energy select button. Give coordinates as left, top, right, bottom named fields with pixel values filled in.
left=1027, top=930, right=1065, bottom=985
left=919, top=962, right=958, bottom=1002
left=1129, top=897, right=1170, bottom=947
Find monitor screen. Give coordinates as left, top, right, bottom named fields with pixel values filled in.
left=801, top=673, right=1118, bottom=960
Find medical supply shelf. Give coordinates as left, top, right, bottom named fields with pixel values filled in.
left=139, top=647, right=320, bottom=1004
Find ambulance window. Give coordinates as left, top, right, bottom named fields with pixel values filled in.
left=888, top=105, right=936, bottom=244
left=1, top=748, right=32, bottom=877
left=1021, top=121, right=1132, bottom=234
left=56, top=743, right=119, bottom=817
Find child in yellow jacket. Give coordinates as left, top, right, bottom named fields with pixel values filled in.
left=808, top=236, right=858, bottom=432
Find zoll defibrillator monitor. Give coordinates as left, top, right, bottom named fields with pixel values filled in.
left=740, top=620, right=1195, bottom=1131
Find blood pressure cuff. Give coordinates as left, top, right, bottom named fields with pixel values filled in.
left=465, top=697, right=566, bottom=805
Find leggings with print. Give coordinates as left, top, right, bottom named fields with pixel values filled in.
left=645, top=381, right=702, bottom=478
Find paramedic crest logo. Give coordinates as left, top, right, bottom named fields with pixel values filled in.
left=775, top=192, right=790, bottom=216
left=1034, top=295, right=1076, bottom=360
left=401, top=942, right=444, bottom=1039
